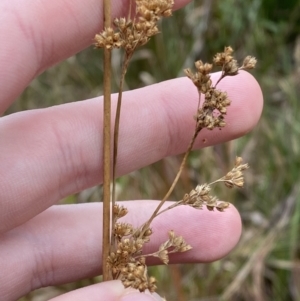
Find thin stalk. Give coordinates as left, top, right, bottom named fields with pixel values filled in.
left=111, top=53, right=132, bottom=250
left=140, top=93, right=203, bottom=231
left=155, top=200, right=184, bottom=216
left=102, top=0, right=112, bottom=282
left=128, top=0, right=133, bottom=19
left=141, top=128, right=201, bottom=233
left=214, top=65, right=225, bottom=88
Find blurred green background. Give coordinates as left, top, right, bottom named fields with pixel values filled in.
left=14, top=0, right=300, bottom=300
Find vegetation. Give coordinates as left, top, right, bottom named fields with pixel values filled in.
left=15, top=0, right=300, bottom=300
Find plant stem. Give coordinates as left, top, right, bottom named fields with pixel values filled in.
left=111, top=54, right=131, bottom=250
left=102, top=0, right=112, bottom=282
left=214, top=66, right=225, bottom=88
left=141, top=128, right=201, bottom=232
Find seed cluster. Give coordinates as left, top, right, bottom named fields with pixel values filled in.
left=184, top=47, right=257, bottom=132
left=95, top=0, right=174, bottom=54
left=158, top=157, right=248, bottom=215
left=107, top=157, right=249, bottom=293
left=153, top=230, right=192, bottom=265
left=219, top=156, right=249, bottom=188
left=182, top=183, right=230, bottom=211
left=184, top=157, right=249, bottom=209
left=107, top=204, right=192, bottom=292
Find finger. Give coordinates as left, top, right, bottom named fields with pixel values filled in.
left=0, top=0, right=190, bottom=112
left=0, top=71, right=262, bottom=234
left=0, top=202, right=241, bottom=300
left=49, top=280, right=163, bottom=301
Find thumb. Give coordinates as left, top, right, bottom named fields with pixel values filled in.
left=49, top=280, right=164, bottom=301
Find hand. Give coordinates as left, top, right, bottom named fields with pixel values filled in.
left=0, top=0, right=263, bottom=300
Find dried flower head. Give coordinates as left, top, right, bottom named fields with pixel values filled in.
left=150, top=230, right=192, bottom=265
left=136, top=0, right=174, bottom=18
left=241, top=55, right=257, bottom=69
left=184, top=61, right=212, bottom=94
left=185, top=46, right=256, bottom=132
left=181, top=183, right=229, bottom=212
left=113, top=204, right=128, bottom=219
left=94, top=27, right=123, bottom=49
left=120, top=261, right=157, bottom=292
left=95, top=0, right=174, bottom=55
left=221, top=156, right=249, bottom=188
left=114, top=223, right=133, bottom=239
left=213, top=46, right=234, bottom=66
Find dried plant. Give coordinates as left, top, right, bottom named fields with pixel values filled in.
left=95, top=0, right=257, bottom=296
left=95, top=0, right=174, bottom=267
left=106, top=156, right=249, bottom=293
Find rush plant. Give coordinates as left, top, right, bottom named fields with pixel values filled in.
left=95, top=0, right=256, bottom=295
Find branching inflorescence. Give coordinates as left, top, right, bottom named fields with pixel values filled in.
left=106, top=157, right=249, bottom=293
left=95, top=0, right=173, bottom=53
left=184, top=46, right=256, bottom=134
left=95, top=0, right=256, bottom=295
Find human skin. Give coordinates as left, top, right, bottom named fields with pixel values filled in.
left=0, top=0, right=263, bottom=300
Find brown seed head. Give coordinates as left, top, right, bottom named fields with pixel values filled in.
left=242, top=56, right=257, bottom=69
left=136, top=0, right=174, bottom=18
left=224, top=59, right=239, bottom=75
left=213, top=46, right=240, bottom=76
left=216, top=202, right=230, bottom=212
left=158, top=249, right=169, bottom=264
left=113, top=204, right=128, bottom=219
left=114, top=223, right=133, bottom=239
left=184, top=66, right=212, bottom=94
left=120, top=261, right=156, bottom=292
left=222, top=157, right=249, bottom=188
left=94, top=27, right=123, bottom=49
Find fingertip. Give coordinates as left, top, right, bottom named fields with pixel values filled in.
left=121, top=291, right=164, bottom=301
left=184, top=204, right=242, bottom=262
left=49, top=280, right=164, bottom=301
left=218, top=70, right=263, bottom=134
left=49, top=280, right=125, bottom=301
